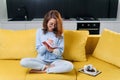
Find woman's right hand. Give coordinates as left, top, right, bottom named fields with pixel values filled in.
left=47, top=39, right=53, bottom=45
left=43, top=39, right=54, bottom=52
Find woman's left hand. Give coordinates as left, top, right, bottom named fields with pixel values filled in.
left=46, top=46, right=54, bottom=53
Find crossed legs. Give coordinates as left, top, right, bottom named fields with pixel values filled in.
left=20, top=58, right=73, bottom=73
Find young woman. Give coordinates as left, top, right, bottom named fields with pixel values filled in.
left=20, top=10, right=73, bottom=73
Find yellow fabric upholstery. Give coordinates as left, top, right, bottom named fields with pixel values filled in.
left=93, top=29, right=120, bottom=67
left=26, top=69, right=76, bottom=80
left=74, top=56, right=120, bottom=80
left=63, top=30, right=89, bottom=61
left=0, top=28, right=120, bottom=80
left=0, top=60, right=28, bottom=80
left=85, top=35, right=100, bottom=56
left=0, top=29, right=37, bottom=59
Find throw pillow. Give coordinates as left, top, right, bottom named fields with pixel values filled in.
left=93, top=29, right=120, bottom=67
left=0, top=29, right=37, bottom=59
left=63, top=30, right=89, bottom=61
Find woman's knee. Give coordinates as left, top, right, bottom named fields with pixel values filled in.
left=20, top=58, right=29, bottom=67
left=58, top=60, right=74, bottom=72
left=66, top=61, right=74, bottom=71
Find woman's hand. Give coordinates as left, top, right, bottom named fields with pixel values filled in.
left=43, top=43, right=54, bottom=53
left=46, top=46, right=54, bottom=53
left=43, top=39, right=54, bottom=52
left=47, top=39, right=53, bottom=45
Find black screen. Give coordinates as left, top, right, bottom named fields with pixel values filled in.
left=6, top=0, right=118, bottom=20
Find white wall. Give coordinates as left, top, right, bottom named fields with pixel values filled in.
left=0, top=0, right=7, bottom=19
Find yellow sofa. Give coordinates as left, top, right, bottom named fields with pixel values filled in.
left=0, top=29, right=120, bottom=80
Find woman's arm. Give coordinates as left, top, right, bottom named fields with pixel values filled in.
left=52, top=37, right=64, bottom=57
left=36, top=29, right=47, bottom=55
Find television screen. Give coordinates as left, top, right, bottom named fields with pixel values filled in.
left=6, top=0, right=118, bottom=21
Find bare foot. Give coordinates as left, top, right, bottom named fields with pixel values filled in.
left=29, top=69, right=46, bottom=74
left=29, top=64, right=55, bottom=74
left=46, top=64, right=55, bottom=69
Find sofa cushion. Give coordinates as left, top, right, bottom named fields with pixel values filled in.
left=0, top=29, right=37, bottom=59
left=26, top=69, right=76, bottom=80
left=63, top=30, right=89, bottom=61
left=0, top=60, right=28, bottom=80
left=74, top=56, right=120, bottom=80
left=93, top=29, right=120, bottom=67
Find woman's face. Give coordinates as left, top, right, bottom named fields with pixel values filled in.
left=47, top=18, right=56, bottom=32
